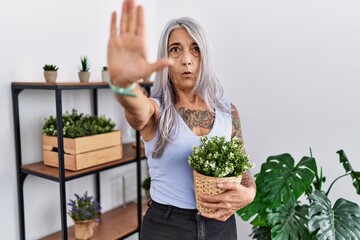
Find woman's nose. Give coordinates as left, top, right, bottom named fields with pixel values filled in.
left=181, top=52, right=192, bottom=65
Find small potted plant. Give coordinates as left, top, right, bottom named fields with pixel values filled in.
left=68, top=191, right=101, bottom=240
left=78, top=56, right=90, bottom=82
left=43, top=64, right=59, bottom=83
left=101, top=66, right=110, bottom=82
left=142, top=176, right=151, bottom=200
left=188, top=136, right=254, bottom=213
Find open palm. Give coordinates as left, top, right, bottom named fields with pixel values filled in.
left=107, top=0, right=171, bottom=86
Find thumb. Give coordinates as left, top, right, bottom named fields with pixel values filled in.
left=148, top=58, right=174, bottom=73
left=217, top=182, right=239, bottom=190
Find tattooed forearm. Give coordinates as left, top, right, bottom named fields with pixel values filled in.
left=178, top=108, right=214, bottom=130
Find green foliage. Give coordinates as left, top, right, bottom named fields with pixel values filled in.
left=42, top=109, right=116, bottom=138
left=308, top=190, right=360, bottom=239
left=79, top=56, right=90, bottom=72
left=188, top=136, right=254, bottom=177
left=67, top=191, right=101, bottom=222
left=43, top=64, right=59, bottom=71
left=142, top=177, right=151, bottom=190
left=238, top=150, right=360, bottom=240
left=250, top=226, right=271, bottom=240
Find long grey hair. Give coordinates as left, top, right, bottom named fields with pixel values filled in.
left=151, top=17, right=228, bottom=158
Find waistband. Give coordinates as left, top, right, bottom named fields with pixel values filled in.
left=148, top=200, right=198, bottom=217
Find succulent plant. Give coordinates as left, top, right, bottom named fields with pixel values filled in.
left=43, top=64, right=59, bottom=71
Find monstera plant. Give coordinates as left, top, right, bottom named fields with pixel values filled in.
left=238, top=150, right=360, bottom=240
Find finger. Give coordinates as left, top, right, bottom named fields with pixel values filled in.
left=217, top=182, right=241, bottom=191
left=136, top=5, right=145, bottom=37
left=148, top=58, right=174, bottom=73
left=120, top=0, right=129, bottom=34
left=110, top=12, right=117, bottom=38
left=128, top=0, right=137, bottom=33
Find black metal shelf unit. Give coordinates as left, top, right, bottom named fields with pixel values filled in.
left=11, top=82, right=151, bottom=240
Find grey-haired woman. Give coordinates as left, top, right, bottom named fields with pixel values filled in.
left=107, top=0, right=256, bottom=239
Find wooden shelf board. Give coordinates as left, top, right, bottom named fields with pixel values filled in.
left=21, top=143, right=145, bottom=180
left=41, top=201, right=149, bottom=240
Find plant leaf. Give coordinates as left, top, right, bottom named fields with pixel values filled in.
left=238, top=195, right=269, bottom=226
left=250, top=226, right=272, bottom=240
left=256, top=153, right=317, bottom=208
left=267, top=196, right=310, bottom=240
left=308, top=190, right=360, bottom=240
left=337, top=150, right=360, bottom=194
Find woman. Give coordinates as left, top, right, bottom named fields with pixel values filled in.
left=107, top=0, right=256, bottom=239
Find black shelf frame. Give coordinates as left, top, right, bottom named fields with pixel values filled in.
left=11, top=82, right=151, bottom=240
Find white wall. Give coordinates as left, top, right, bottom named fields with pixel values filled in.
left=1, top=0, right=360, bottom=239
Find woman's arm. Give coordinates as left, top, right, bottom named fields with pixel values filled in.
left=198, top=103, right=256, bottom=221
left=107, top=0, right=172, bottom=131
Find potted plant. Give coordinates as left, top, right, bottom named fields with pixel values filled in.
left=188, top=135, right=254, bottom=213
left=238, top=150, right=360, bottom=240
left=43, top=64, right=59, bottom=83
left=42, top=109, right=122, bottom=171
left=68, top=191, right=101, bottom=240
left=78, top=56, right=90, bottom=82
left=101, top=66, right=110, bottom=82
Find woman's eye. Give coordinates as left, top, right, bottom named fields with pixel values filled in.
left=193, top=46, right=200, bottom=52
left=170, top=47, right=180, bottom=53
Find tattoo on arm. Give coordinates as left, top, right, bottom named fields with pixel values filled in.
left=231, top=103, right=243, bottom=141
left=178, top=108, right=214, bottom=130
left=241, top=171, right=256, bottom=188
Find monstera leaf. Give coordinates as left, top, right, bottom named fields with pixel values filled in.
left=308, top=190, right=360, bottom=240
left=337, top=150, right=360, bottom=194
left=256, top=153, right=317, bottom=208
left=238, top=195, right=269, bottom=226
left=250, top=226, right=272, bottom=240
left=267, top=196, right=310, bottom=240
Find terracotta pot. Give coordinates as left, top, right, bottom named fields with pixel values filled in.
left=74, top=220, right=97, bottom=240
left=78, top=72, right=90, bottom=82
left=44, top=71, right=57, bottom=83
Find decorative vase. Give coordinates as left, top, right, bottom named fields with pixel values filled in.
left=78, top=72, right=90, bottom=82
left=193, top=170, right=242, bottom=213
left=44, top=71, right=57, bottom=83
left=101, top=70, right=110, bottom=82
left=74, top=220, right=97, bottom=240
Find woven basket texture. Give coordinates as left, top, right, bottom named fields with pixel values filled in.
left=193, top=170, right=242, bottom=213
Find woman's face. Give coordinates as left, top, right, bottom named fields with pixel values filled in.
left=167, top=28, right=201, bottom=91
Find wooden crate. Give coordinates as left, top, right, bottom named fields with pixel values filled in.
left=43, top=131, right=122, bottom=171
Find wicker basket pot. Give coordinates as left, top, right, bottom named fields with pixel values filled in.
left=193, top=170, right=242, bottom=213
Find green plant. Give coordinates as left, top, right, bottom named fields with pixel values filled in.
left=238, top=150, right=360, bottom=240
left=142, top=177, right=151, bottom=191
left=188, top=136, right=254, bottom=177
left=79, top=56, right=90, bottom=72
left=42, top=109, right=116, bottom=138
left=68, top=191, right=101, bottom=222
left=43, top=64, right=59, bottom=71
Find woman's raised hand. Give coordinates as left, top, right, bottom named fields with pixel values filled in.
left=107, top=0, right=172, bottom=87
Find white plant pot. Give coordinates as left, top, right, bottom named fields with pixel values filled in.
left=78, top=72, right=90, bottom=82
left=44, top=71, right=57, bottom=83
left=101, top=70, right=110, bottom=82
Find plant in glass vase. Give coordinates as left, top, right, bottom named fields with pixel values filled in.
left=68, top=191, right=101, bottom=240
left=188, top=135, right=254, bottom=213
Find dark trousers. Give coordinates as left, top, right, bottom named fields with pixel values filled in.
left=140, top=200, right=237, bottom=240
